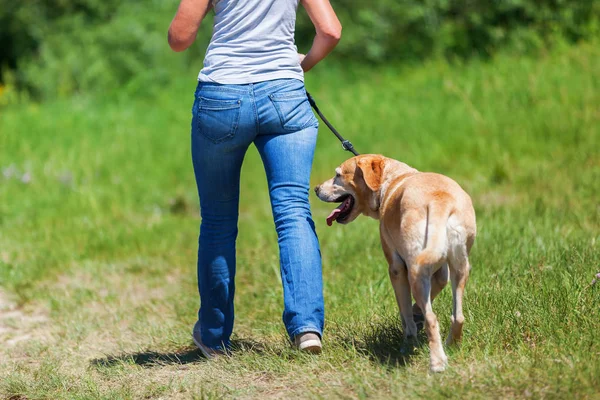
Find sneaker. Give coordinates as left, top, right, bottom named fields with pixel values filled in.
left=192, top=332, right=225, bottom=360
left=294, top=332, right=322, bottom=354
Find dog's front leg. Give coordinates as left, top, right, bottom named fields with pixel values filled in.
left=381, top=233, right=417, bottom=338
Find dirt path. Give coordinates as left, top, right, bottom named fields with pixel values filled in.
left=0, top=289, right=48, bottom=350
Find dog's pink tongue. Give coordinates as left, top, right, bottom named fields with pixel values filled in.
left=326, top=208, right=342, bottom=226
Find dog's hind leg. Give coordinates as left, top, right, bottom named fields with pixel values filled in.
left=393, top=257, right=418, bottom=339
left=412, top=263, right=448, bottom=317
left=432, top=264, right=449, bottom=299
left=382, top=235, right=417, bottom=338
left=409, top=264, right=448, bottom=372
left=446, top=254, right=470, bottom=346
left=445, top=215, right=473, bottom=346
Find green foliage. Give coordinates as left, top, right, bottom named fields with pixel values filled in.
left=297, top=0, right=600, bottom=62
left=0, top=0, right=123, bottom=81
left=0, top=0, right=115, bottom=69
left=0, top=0, right=598, bottom=99
left=0, top=0, right=211, bottom=99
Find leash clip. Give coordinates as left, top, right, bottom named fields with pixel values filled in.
left=341, top=140, right=356, bottom=154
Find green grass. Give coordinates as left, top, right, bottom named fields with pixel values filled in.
left=1, top=41, right=599, bottom=399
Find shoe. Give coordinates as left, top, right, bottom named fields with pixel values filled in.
left=192, top=332, right=224, bottom=360
left=294, top=332, right=322, bottom=354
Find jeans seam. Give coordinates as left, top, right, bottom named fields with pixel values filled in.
left=253, top=79, right=303, bottom=97
left=196, top=86, right=249, bottom=95
left=196, top=79, right=304, bottom=96
left=251, top=90, right=260, bottom=135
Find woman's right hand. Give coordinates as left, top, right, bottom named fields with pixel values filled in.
left=300, top=0, right=342, bottom=72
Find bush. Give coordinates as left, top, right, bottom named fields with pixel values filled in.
left=0, top=0, right=598, bottom=99
left=0, top=0, right=211, bottom=99
left=296, top=0, right=600, bottom=62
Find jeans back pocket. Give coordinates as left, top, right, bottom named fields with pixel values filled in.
left=197, top=97, right=242, bottom=143
left=269, top=89, right=317, bottom=132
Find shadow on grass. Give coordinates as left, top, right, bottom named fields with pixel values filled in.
left=340, top=320, right=427, bottom=368
left=90, top=326, right=425, bottom=369
left=91, top=338, right=267, bottom=368
left=91, top=347, right=204, bottom=368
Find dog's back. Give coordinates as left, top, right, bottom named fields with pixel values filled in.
left=381, top=171, right=476, bottom=267
left=404, top=173, right=475, bottom=266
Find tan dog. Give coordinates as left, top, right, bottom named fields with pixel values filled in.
left=315, top=154, right=476, bottom=372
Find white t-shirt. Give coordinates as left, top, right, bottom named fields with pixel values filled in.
left=198, top=0, right=305, bottom=84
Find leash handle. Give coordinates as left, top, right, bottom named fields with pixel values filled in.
left=306, top=91, right=359, bottom=156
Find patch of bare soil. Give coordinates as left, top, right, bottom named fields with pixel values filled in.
left=0, top=289, right=48, bottom=351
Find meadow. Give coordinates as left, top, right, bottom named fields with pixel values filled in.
left=1, top=41, right=599, bottom=398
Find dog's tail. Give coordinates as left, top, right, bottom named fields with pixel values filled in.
left=415, top=199, right=454, bottom=266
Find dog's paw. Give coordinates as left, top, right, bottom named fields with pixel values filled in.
left=445, top=329, right=463, bottom=346
left=404, top=333, right=417, bottom=342
left=446, top=335, right=462, bottom=346
left=430, top=363, right=447, bottom=373
left=430, top=357, right=448, bottom=373
left=403, top=319, right=419, bottom=339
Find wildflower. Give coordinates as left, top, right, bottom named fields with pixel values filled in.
left=2, top=164, right=17, bottom=179
left=21, top=172, right=32, bottom=184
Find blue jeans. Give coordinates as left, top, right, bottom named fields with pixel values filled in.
left=190, top=78, right=324, bottom=350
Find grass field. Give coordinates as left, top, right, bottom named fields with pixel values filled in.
left=1, top=42, right=599, bottom=399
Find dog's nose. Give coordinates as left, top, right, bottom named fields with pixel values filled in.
left=314, top=186, right=320, bottom=196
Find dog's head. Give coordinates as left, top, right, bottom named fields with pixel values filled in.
left=315, top=154, right=386, bottom=226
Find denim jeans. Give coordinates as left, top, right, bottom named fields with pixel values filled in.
left=190, top=78, right=324, bottom=350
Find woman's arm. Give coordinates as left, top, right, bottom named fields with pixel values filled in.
left=300, top=0, right=342, bottom=72
left=168, top=0, right=212, bottom=52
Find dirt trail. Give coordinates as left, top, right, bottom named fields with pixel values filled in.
left=0, top=289, right=48, bottom=349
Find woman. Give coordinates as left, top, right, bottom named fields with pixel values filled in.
left=168, top=0, right=341, bottom=357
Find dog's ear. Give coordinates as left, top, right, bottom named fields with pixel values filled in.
left=357, top=156, right=384, bottom=192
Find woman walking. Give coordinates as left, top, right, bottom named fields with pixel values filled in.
left=168, top=0, right=341, bottom=357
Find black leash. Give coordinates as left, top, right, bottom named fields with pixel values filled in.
left=306, top=92, right=359, bottom=156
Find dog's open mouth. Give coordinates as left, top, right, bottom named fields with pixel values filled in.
left=326, top=194, right=355, bottom=226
